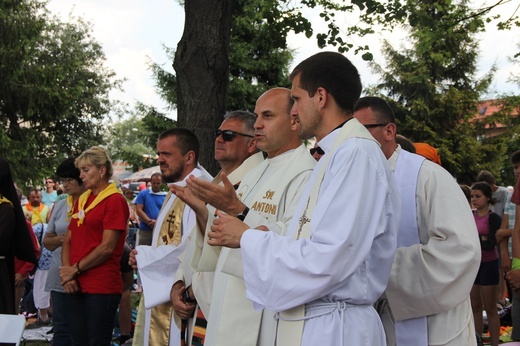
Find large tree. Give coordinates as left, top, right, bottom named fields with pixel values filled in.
left=171, top=0, right=517, bottom=172
left=370, top=0, right=503, bottom=184
left=0, top=0, right=119, bottom=185
left=153, top=0, right=299, bottom=173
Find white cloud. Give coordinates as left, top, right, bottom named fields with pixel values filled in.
left=46, top=0, right=518, bottom=122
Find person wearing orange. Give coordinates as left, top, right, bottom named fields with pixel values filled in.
left=60, top=146, right=129, bottom=346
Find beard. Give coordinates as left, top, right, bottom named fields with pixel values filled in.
left=297, top=112, right=321, bottom=140
left=161, top=165, right=183, bottom=184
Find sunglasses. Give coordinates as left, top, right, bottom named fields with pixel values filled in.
left=310, top=147, right=325, bottom=156
left=363, top=123, right=389, bottom=129
left=213, top=129, right=254, bottom=142
left=46, top=180, right=54, bottom=184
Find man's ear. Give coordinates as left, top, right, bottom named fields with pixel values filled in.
left=247, top=138, right=258, bottom=154
left=185, top=150, right=196, bottom=165
left=385, top=123, right=397, bottom=143
left=316, top=87, right=328, bottom=109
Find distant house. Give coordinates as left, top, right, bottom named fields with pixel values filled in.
left=475, top=99, right=519, bottom=138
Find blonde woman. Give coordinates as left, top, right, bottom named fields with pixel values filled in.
left=60, top=146, right=129, bottom=346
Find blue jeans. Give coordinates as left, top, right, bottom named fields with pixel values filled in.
left=65, top=292, right=121, bottom=346
left=51, top=291, right=70, bottom=346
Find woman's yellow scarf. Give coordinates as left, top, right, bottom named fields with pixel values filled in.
left=66, top=195, right=74, bottom=222
left=72, top=182, right=121, bottom=226
left=0, top=194, right=13, bottom=206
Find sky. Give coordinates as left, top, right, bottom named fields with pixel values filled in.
left=46, top=0, right=520, bottom=121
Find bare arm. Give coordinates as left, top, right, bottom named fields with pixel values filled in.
left=135, top=204, right=155, bottom=229
left=43, top=232, right=65, bottom=251
left=60, top=229, right=121, bottom=285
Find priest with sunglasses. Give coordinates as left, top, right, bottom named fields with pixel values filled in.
left=178, top=88, right=316, bottom=346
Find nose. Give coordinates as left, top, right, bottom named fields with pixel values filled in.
left=215, top=132, right=224, bottom=143
left=254, top=116, right=262, bottom=129
left=290, top=103, right=298, bottom=117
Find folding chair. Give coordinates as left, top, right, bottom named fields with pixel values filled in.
left=0, top=314, right=26, bottom=346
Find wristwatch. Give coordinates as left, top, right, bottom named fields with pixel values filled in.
left=236, top=207, right=250, bottom=221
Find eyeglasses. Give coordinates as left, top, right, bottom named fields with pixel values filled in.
left=363, top=123, right=390, bottom=129
left=46, top=180, right=54, bottom=184
left=61, top=178, right=76, bottom=184
left=213, top=129, right=254, bottom=142
left=310, top=147, right=325, bottom=156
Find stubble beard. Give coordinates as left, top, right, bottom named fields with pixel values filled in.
left=161, top=166, right=183, bottom=184
left=297, top=113, right=321, bottom=141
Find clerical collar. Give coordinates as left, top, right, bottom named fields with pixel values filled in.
left=330, top=117, right=353, bottom=134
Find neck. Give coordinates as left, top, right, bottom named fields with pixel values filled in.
left=266, top=140, right=300, bottom=159
left=70, top=191, right=84, bottom=203
left=91, top=180, right=109, bottom=195
left=31, top=203, right=40, bottom=208
left=46, top=187, right=53, bottom=193
left=385, top=143, right=399, bottom=160
left=219, top=161, right=242, bottom=175
left=476, top=207, right=489, bottom=216
left=315, top=115, right=352, bottom=142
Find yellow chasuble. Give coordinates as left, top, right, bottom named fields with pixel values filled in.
left=147, top=196, right=186, bottom=346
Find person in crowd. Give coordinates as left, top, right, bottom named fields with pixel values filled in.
left=499, top=150, right=520, bottom=340
left=129, top=129, right=212, bottom=346
left=395, top=134, right=416, bottom=153
left=42, top=177, right=58, bottom=207
left=176, top=88, right=316, bottom=345
left=23, top=188, right=50, bottom=226
left=124, top=188, right=139, bottom=248
left=309, top=141, right=324, bottom=161
left=118, top=243, right=134, bottom=345
left=0, top=158, right=38, bottom=314
left=477, top=170, right=509, bottom=219
left=414, top=142, right=442, bottom=165
left=135, top=173, right=166, bottom=246
left=354, top=96, right=480, bottom=345
left=169, top=110, right=263, bottom=344
left=470, top=182, right=502, bottom=346
left=43, top=157, right=86, bottom=344
left=21, top=188, right=52, bottom=328
left=206, top=52, right=400, bottom=345
left=14, top=187, right=40, bottom=316
left=477, top=170, right=511, bottom=309
left=60, top=146, right=129, bottom=345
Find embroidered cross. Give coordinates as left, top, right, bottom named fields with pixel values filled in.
left=163, top=212, right=176, bottom=243
left=296, top=197, right=311, bottom=240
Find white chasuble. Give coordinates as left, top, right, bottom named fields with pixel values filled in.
left=201, top=145, right=316, bottom=346
left=132, top=167, right=212, bottom=346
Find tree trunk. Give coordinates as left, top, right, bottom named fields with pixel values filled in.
left=173, top=0, right=233, bottom=176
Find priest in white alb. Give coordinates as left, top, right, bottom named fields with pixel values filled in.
left=129, top=129, right=212, bottom=346
left=207, top=52, right=400, bottom=345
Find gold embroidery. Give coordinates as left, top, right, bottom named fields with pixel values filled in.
left=250, top=201, right=277, bottom=215
left=149, top=195, right=186, bottom=344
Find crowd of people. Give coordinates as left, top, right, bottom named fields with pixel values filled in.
left=1, top=51, right=520, bottom=346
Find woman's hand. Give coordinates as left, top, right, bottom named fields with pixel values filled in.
left=63, top=279, right=80, bottom=294
left=60, top=265, right=77, bottom=285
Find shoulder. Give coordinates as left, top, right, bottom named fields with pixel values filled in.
left=55, top=198, right=68, bottom=209
left=489, top=212, right=501, bottom=221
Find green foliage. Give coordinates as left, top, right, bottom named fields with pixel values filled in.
left=107, top=103, right=176, bottom=171
left=0, top=0, right=119, bottom=185
left=151, top=0, right=296, bottom=113
left=371, top=0, right=502, bottom=184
